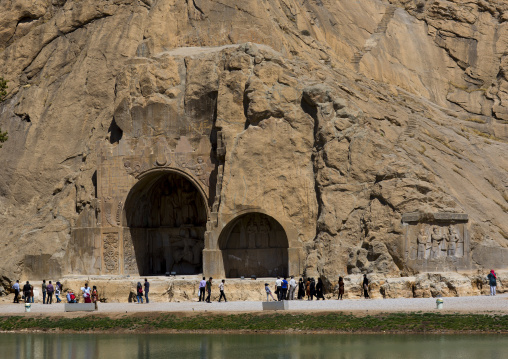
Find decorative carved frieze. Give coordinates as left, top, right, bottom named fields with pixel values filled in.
left=102, top=232, right=119, bottom=274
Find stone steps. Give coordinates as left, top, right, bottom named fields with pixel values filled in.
left=352, top=5, right=397, bottom=68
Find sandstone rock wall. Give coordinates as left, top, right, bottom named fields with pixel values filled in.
left=0, top=0, right=507, bottom=295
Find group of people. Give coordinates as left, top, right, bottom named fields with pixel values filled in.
left=135, top=278, right=150, bottom=303
left=10, top=270, right=500, bottom=305
left=11, top=279, right=98, bottom=304
left=197, top=277, right=227, bottom=303
left=11, top=279, right=64, bottom=304
left=264, top=275, right=371, bottom=301
left=265, top=276, right=329, bottom=301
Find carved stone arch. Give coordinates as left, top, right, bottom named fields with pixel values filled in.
left=125, top=167, right=211, bottom=226
left=122, top=168, right=210, bottom=276
left=217, top=211, right=294, bottom=278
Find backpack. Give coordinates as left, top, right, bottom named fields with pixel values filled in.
left=70, top=293, right=76, bottom=300
left=138, top=286, right=143, bottom=294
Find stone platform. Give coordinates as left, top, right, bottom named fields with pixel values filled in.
left=64, top=303, right=97, bottom=312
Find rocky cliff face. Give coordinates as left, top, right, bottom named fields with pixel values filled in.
left=0, top=0, right=507, bottom=289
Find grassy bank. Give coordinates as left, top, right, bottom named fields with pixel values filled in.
left=1, top=312, right=508, bottom=333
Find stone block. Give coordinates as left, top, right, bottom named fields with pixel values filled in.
left=262, top=300, right=288, bottom=310
left=64, top=303, right=97, bottom=312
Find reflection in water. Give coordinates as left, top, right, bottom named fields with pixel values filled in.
left=2, top=333, right=508, bottom=359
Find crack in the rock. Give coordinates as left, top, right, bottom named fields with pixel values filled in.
left=21, top=13, right=113, bottom=74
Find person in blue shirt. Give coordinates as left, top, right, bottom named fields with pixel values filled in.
left=281, top=277, right=288, bottom=301
left=487, top=270, right=497, bottom=296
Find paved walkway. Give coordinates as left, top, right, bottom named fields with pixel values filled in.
left=1, top=294, right=507, bottom=315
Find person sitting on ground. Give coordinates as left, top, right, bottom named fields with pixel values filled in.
left=23, top=281, right=31, bottom=303
left=316, top=278, right=325, bottom=300
left=67, top=291, right=77, bottom=303
left=265, top=283, right=275, bottom=301
left=81, top=283, right=92, bottom=303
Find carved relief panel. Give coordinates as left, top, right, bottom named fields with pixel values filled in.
left=123, top=230, right=138, bottom=274
left=402, top=212, right=470, bottom=271
left=102, top=232, right=120, bottom=274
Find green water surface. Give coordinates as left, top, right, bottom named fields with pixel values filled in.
left=1, top=333, right=506, bottom=359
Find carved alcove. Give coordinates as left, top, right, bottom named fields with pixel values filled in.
left=402, top=212, right=471, bottom=271
left=218, top=213, right=289, bottom=278
left=123, top=171, right=208, bottom=275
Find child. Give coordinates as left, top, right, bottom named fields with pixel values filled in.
left=91, top=286, right=99, bottom=303
left=265, top=283, right=275, bottom=301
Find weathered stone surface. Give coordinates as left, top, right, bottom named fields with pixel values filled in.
left=0, top=0, right=507, bottom=297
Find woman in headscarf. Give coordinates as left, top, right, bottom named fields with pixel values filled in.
left=487, top=270, right=497, bottom=296
left=338, top=277, right=344, bottom=300
left=297, top=278, right=305, bottom=300
left=316, top=278, right=325, bottom=300
left=136, top=282, right=144, bottom=303
left=362, top=274, right=369, bottom=299
left=309, top=278, right=316, bottom=300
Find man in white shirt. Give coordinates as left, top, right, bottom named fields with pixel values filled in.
left=289, top=276, right=297, bottom=300
left=275, top=277, right=282, bottom=301
left=198, top=277, right=206, bottom=302
left=12, top=280, right=20, bottom=303
left=218, top=279, right=227, bottom=302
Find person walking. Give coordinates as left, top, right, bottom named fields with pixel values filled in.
left=297, top=278, right=305, bottom=300
left=81, top=283, right=92, bottom=303
left=487, top=270, right=497, bottom=296
left=23, top=281, right=31, bottom=303
left=275, top=277, right=282, bottom=301
left=362, top=274, right=370, bottom=299
left=136, top=282, right=144, bottom=303
left=218, top=279, right=227, bottom=302
left=265, top=283, right=276, bottom=301
left=338, top=277, right=345, bottom=300
left=281, top=277, right=288, bottom=301
left=12, top=280, right=20, bottom=303
left=42, top=280, right=47, bottom=304
left=309, top=278, right=316, bottom=300
left=289, top=276, right=297, bottom=300
left=198, top=277, right=206, bottom=302
left=306, top=278, right=311, bottom=300
left=205, top=277, right=213, bottom=303
left=316, top=278, right=325, bottom=300
left=46, top=281, right=54, bottom=304
left=144, top=278, right=150, bottom=303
